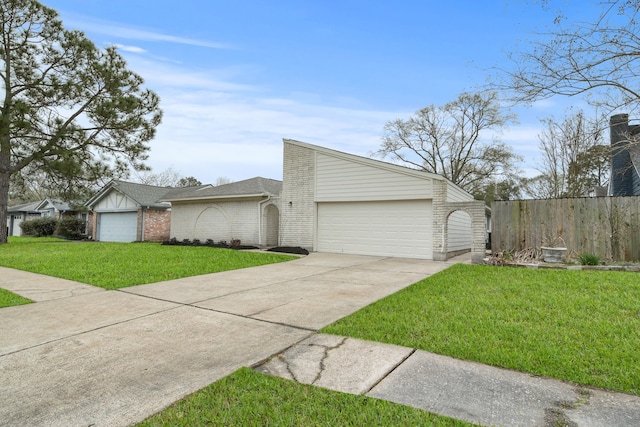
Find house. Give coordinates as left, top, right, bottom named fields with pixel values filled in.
left=6, top=201, right=41, bottom=237
left=85, top=141, right=486, bottom=260
left=610, top=113, right=640, bottom=195
left=278, top=139, right=486, bottom=262
left=85, top=180, right=188, bottom=242
left=6, top=198, right=84, bottom=237
left=163, top=177, right=282, bottom=246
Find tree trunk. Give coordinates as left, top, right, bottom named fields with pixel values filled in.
left=0, top=169, right=9, bottom=244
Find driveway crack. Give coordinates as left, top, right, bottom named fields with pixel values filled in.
left=310, top=337, right=348, bottom=385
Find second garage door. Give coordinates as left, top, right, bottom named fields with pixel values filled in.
left=98, top=212, right=138, bottom=242
left=317, top=200, right=433, bottom=259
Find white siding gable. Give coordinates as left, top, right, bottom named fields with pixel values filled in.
left=446, top=180, right=473, bottom=202
left=94, top=190, right=138, bottom=211
left=316, top=153, right=433, bottom=201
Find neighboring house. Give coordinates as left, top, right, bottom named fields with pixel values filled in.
left=6, top=201, right=41, bottom=237
left=278, top=139, right=486, bottom=261
left=6, top=198, right=84, bottom=237
left=610, top=113, right=640, bottom=196
left=85, top=180, right=189, bottom=242
left=163, top=177, right=282, bottom=247
left=34, top=198, right=76, bottom=218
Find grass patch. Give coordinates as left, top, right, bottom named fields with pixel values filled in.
left=0, top=288, right=32, bottom=308
left=0, top=239, right=295, bottom=290
left=322, top=264, right=640, bottom=395
left=137, top=367, right=474, bottom=426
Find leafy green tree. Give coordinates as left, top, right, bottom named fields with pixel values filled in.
left=177, top=176, right=202, bottom=187
left=0, top=0, right=162, bottom=243
left=376, top=92, right=521, bottom=192
left=473, top=178, right=523, bottom=206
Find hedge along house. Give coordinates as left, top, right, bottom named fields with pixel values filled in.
left=85, top=180, right=184, bottom=242
left=279, top=139, right=487, bottom=262
left=163, top=177, right=282, bottom=246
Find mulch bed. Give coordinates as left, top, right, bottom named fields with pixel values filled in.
left=162, top=239, right=309, bottom=255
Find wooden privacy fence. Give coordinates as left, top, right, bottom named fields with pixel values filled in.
left=491, top=196, right=640, bottom=262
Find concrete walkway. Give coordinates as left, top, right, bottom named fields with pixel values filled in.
left=2, top=253, right=639, bottom=426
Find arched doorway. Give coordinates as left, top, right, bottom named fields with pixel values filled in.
left=264, top=204, right=280, bottom=246
left=446, top=209, right=473, bottom=257
left=434, top=201, right=486, bottom=263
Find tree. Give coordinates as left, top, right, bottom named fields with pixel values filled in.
left=177, top=176, right=202, bottom=187
left=525, top=108, right=609, bottom=198
left=214, top=176, right=232, bottom=186
left=135, top=167, right=182, bottom=187
left=473, top=178, right=523, bottom=206
left=504, top=0, right=640, bottom=112
left=376, top=92, right=521, bottom=192
left=0, top=0, right=162, bottom=243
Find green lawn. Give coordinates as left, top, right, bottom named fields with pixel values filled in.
left=137, top=367, right=474, bottom=427
left=322, top=264, right=640, bottom=395
left=0, top=288, right=32, bottom=308
left=0, top=237, right=295, bottom=290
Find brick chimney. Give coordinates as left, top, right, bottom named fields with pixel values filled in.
left=610, top=114, right=636, bottom=196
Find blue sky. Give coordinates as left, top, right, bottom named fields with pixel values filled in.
left=43, top=0, right=596, bottom=184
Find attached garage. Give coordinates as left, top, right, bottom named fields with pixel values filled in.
left=85, top=180, right=174, bottom=242
left=97, top=212, right=138, bottom=242
left=281, top=139, right=486, bottom=261
left=317, top=200, right=432, bottom=259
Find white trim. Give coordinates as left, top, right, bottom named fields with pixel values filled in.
left=163, top=193, right=271, bottom=203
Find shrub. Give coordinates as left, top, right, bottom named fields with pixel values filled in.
left=55, top=217, right=86, bottom=240
left=578, top=252, right=600, bottom=266
left=19, top=217, right=58, bottom=237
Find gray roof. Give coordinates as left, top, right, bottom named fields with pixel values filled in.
left=86, top=180, right=173, bottom=209
left=8, top=201, right=41, bottom=213
left=35, top=198, right=74, bottom=212
left=163, top=177, right=282, bottom=201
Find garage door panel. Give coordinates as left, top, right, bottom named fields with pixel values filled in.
left=98, top=212, right=138, bottom=242
left=317, top=200, right=432, bottom=259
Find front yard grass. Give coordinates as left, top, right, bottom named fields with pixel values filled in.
left=0, top=238, right=295, bottom=290
left=137, top=367, right=474, bottom=426
left=0, top=288, right=32, bottom=308
left=322, top=264, right=640, bottom=396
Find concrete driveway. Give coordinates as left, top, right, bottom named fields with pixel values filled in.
left=0, top=253, right=459, bottom=427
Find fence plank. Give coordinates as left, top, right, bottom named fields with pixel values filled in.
left=491, top=196, right=640, bottom=262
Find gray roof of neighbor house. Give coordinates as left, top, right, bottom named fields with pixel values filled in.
left=85, top=180, right=179, bottom=209
left=7, top=201, right=41, bottom=213
left=162, top=177, right=282, bottom=202
left=34, top=198, right=75, bottom=212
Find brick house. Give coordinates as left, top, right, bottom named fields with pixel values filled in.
left=85, top=180, right=202, bottom=242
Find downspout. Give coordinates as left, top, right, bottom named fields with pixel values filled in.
left=258, top=195, right=272, bottom=246
left=141, top=207, right=147, bottom=241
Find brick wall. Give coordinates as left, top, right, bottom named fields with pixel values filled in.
left=143, top=209, right=171, bottom=242
left=87, top=211, right=97, bottom=240
left=280, top=141, right=316, bottom=249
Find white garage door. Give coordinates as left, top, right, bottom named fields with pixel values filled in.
left=10, top=215, right=23, bottom=236
left=317, top=200, right=433, bottom=259
left=98, top=212, right=138, bottom=242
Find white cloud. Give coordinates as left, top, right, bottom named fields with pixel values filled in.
left=121, top=54, right=403, bottom=184
left=61, top=14, right=232, bottom=49
left=113, top=44, right=147, bottom=53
